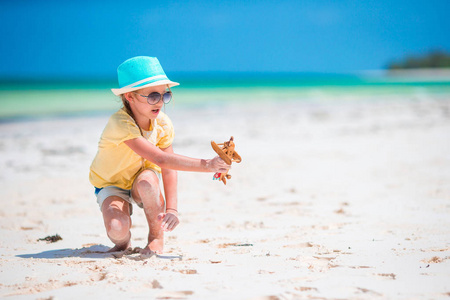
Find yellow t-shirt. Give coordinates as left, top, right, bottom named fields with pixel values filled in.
left=89, top=108, right=174, bottom=190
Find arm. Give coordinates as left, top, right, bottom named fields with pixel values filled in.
left=124, top=137, right=229, bottom=173
left=159, top=145, right=179, bottom=231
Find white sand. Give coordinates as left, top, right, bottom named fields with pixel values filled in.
left=1, top=94, right=449, bottom=299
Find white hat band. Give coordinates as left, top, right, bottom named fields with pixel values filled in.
left=120, top=75, right=168, bottom=89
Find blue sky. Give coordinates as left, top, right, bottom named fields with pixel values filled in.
left=1, top=0, right=449, bottom=79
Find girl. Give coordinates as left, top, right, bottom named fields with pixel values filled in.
left=89, top=56, right=229, bottom=254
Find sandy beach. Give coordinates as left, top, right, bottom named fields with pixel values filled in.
left=1, top=92, right=449, bottom=299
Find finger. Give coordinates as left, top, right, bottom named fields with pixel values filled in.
left=217, top=157, right=230, bottom=166
left=166, top=218, right=179, bottom=231
left=162, top=217, right=170, bottom=231
left=170, top=219, right=180, bottom=231
left=163, top=214, right=176, bottom=230
left=167, top=217, right=178, bottom=231
left=160, top=214, right=173, bottom=231
left=163, top=215, right=176, bottom=231
left=157, top=213, right=165, bottom=221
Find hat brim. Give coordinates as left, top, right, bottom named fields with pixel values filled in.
left=111, top=80, right=180, bottom=96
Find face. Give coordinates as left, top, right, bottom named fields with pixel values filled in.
left=125, top=85, right=168, bottom=120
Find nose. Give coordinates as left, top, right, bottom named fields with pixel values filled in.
left=154, top=101, right=164, bottom=108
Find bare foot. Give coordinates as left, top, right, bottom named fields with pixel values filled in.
left=140, top=238, right=164, bottom=254
left=139, top=246, right=156, bottom=256
left=107, top=240, right=131, bottom=253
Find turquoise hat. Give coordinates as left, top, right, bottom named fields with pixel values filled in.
left=111, top=56, right=179, bottom=96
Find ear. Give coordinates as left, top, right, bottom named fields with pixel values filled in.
left=124, top=92, right=134, bottom=102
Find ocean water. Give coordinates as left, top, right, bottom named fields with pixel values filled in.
left=1, top=74, right=449, bottom=121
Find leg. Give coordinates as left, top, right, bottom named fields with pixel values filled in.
left=132, top=170, right=165, bottom=254
left=101, top=196, right=132, bottom=252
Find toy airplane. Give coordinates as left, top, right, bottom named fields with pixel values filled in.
left=211, top=136, right=242, bottom=185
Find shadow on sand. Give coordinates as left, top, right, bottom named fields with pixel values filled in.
left=16, top=244, right=113, bottom=259
left=16, top=244, right=182, bottom=260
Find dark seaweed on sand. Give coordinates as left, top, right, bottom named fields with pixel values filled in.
left=38, top=234, right=63, bottom=243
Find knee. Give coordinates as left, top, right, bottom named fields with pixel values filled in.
left=106, top=212, right=131, bottom=241
left=136, top=175, right=160, bottom=197
left=135, top=181, right=164, bottom=211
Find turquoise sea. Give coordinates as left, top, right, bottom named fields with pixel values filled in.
left=1, top=73, right=449, bottom=122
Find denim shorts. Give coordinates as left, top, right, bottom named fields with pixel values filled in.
left=95, top=169, right=161, bottom=214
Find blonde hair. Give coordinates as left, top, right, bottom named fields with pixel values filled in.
left=121, top=94, right=144, bottom=137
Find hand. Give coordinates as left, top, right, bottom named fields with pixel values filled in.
left=158, top=212, right=180, bottom=232
left=207, top=156, right=231, bottom=173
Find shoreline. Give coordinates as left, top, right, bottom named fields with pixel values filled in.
left=1, top=82, right=450, bottom=122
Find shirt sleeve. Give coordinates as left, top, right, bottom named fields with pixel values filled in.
left=156, top=112, right=175, bottom=149
left=102, top=110, right=142, bottom=145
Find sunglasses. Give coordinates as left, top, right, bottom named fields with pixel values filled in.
left=133, top=90, right=172, bottom=105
